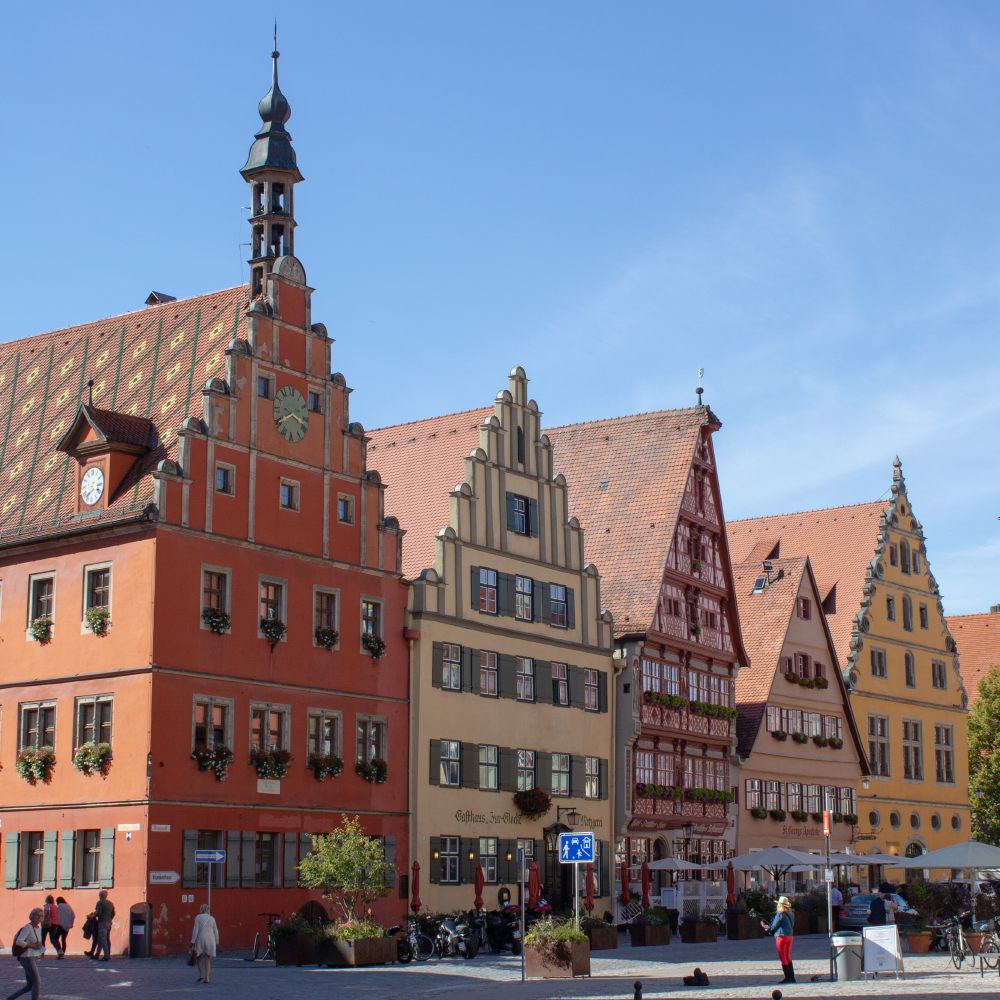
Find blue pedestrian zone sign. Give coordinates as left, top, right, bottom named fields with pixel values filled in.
left=194, top=850, right=226, bottom=864
left=558, top=832, right=594, bottom=864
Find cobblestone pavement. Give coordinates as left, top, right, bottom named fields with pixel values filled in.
left=3, top=934, right=996, bottom=1000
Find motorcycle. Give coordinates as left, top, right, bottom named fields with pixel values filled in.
left=486, top=906, right=522, bottom=955
left=434, top=912, right=479, bottom=959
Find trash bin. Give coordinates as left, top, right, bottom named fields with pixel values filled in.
left=129, top=902, right=153, bottom=958
left=831, top=931, right=863, bottom=981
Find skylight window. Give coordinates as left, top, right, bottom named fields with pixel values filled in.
left=751, top=577, right=766, bottom=595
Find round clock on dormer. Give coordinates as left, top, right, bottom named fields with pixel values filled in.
left=81, top=467, right=104, bottom=505
left=273, top=386, right=308, bottom=443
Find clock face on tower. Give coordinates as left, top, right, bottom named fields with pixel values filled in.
left=272, top=386, right=308, bottom=443
left=80, top=467, right=105, bottom=506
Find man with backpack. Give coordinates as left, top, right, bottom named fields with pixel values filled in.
left=93, top=891, right=115, bottom=961
left=6, top=908, right=44, bottom=1000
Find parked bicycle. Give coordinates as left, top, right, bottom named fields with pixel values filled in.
left=976, top=916, right=1000, bottom=970
left=941, top=910, right=974, bottom=970
left=248, top=912, right=283, bottom=962
left=387, top=920, right=436, bottom=962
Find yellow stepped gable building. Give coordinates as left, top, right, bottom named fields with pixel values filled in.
left=728, top=459, right=969, bottom=889
left=368, top=367, right=618, bottom=914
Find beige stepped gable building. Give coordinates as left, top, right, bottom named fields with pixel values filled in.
left=369, top=368, right=617, bottom=914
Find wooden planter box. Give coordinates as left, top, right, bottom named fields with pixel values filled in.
left=274, top=936, right=300, bottom=967
left=525, top=941, right=590, bottom=978
left=629, top=924, right=670, bottom=947
left=315, top=936, right=396, bottom=968
left=586, top=925, right=619, bottom=950
left=903, top=931, right=932, bottom=954
left=678, top=921, right=717, bottom=943
left=808, top=913, right=829, bottom=936
left=727, top=913, right=766, bottom=940
left=793, top=911, right=810, bottom=935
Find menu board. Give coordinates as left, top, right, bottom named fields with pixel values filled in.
left=863, top=925, right=905, bottom=979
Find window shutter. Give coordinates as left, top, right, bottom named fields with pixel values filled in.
left=567, top=588, right=575, bottom=629
left=431, top=642, right=444, bottom=689
left=568, top=665, right=585, bottom=708
left=497, top=573, right=509, bottom=616
left=461, top=743, right=480, bottom=789
left=59, top=830, right=75, bottom=889
left=536, top=752, right=552, bottom=792
left=41, top=830, right=58, bottom=889
left=506, top=574, right=516, bottom=615
left=498, top=655, right=518, bottom=699
left=98, top=828, right=115, bottom=888
left=529, top=498, right=538, bottom=537
left=535, top=839, right=546, bottom=887
left=497, top=839, right=513, bottom=885
left=241, top=831, right=256, bottom=888
left=429, top=837, right=441, bottom=884
left=506, top=493, right=516, bottom=531
left=383, top=836, right=396, bottom=888
left=459, top=839, right=474, bottom=885
left=283, top=832, right=298, bottom=888
left=428, top=739, right=441, bottom=786
left=5, top=832, right=19, bottom=889
left=541, top=584, right=551, bottom=625
left=499, top=747, right=518, bottom=792
left=463, top=648, right=478, bottom=693
left=532, top=580, right=543, bottom=622
left=570, top=755, right=586, bottom=798
left=599, top=759, right=609, bottom=800
left=470, top=566, right=480, bottom=610
left=534, top=662, right=552, bottom=704
left=598, top=671, right=608, bottom=713
left=226, top=831, right=241, bottom=887
left=182, top=829, right=198, bottom=888
left=298, top=833, right=313, bottom=886
left=599, top=840, right=610, bottom=897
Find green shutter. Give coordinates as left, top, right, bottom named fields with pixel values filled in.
left=536, top=752, right=552, bottom=793
left=599, top=759, right=609, bottom=800
left=534, top=662, right=552, bottom=704
left=498, top=655, right=518, bottom=699
left=5, top=832, right=19, bottom=889
left=497, top=839, right=513, bottom=885
left=570, top=755, right=586, bottom=799
left=98, top=828, right=115, bottom=888
left=241, top=831, right=256, bottom=888
left=532, top=580, right=542, bottom=622
left=506, top=493, right=516, bottom=531
left=528, top=498, right=538, bottom=537
left=470, top=566, right=479, bottom=610
left=182, top=829, right=198, bottom=888
left=42, top=830, right=58, bottom=889
left=598, top=671, right=608, bottom=713
left=429, top=740, right=440, bottom=785
left=431, top=642, right=444, bottom=689
left=59, top=830, right=75, bottom=889
left=459, top=838, right=473, bottom=885
left=499, top=747, right=518, bottom=792
left=567, top=588, right=575, bottom=629
left=283, top=832, right=298, bottom=888
left=463, top=648, right=478, bottom=693
left=429, top=837, right=441, bottom=884
left=541, top=584, right=551, bottom=625
left=226, top=831, right=241, bottom=887
left=506, top=574, right=516, bottom=615
left=298, top=833, right=313, bottom=886
left=568, top=665, right=585, bottom=708
left=461, top=743, right=480, bottom=789
left=497, top=573, right=511, bottom=616
left=599, top=840, right=610, bottom=898
left=383, top=836, right=396, bottom=888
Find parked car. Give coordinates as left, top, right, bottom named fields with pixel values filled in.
left=839, top=893, right=920, bottom=930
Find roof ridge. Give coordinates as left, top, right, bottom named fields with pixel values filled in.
left=369, top=405, right=494, bottom=435
left=947, top=612, right=999, bottom=619
left=728, top=499, right=886, bottom=523
left=548, top=406, right=704, bottom=432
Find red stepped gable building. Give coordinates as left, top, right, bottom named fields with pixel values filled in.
left=0, top=49, right=408, bottom=954
left=546, top=403, right=749, bottom=920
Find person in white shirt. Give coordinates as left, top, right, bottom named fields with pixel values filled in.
left=191, top=904, right=219, bottom=984
left=830, top=885, right=843, bottom=931
left=6, top=908, right=45, bottom=1000
left=55, top=897, right=75, bottom=958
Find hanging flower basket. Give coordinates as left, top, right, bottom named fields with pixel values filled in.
left=810, top=812, right=822, bottom=823
left=769, top=808, right=787, bottom=822
left=812, top=735, right=829, bottom=747
left=643, top=691, right=689, bottom=710
left=814, top=677, right=829, bottom=689
left=192, top=743, right=234, bottom=781
left=85, top=607, right=111, bottom=637
left=750, top=807, right=768, bottom=820
left=355, top=757, right=388, bottom=783
left=827, top=737, right=844, bottom=750
left=685, top=787, right=734, bottom=804
left=315, top=626, right=339, bottom=651
left=202, top=607, right=230, bottom=635
left=790, top=809, right=808, bottom=822
left=362, top=633, right=386, bottom=661
left=636, top=783, right=683, bottom=800
left=513, top=788, right=552, bottom=820
left=260, top=617, right=287, bottom=649
left=16, top=746, right=55, bottom=785
left=791, top=732, right=808, bottom=744
left=688, top=700, right=738, bottom=720
left=689, top=625, right=702, bottom=636
left=309, top=753, right=344, bottom=780
left=251, top=748, right=292, bottom=779
left=843, top=812, right=858, bottom=825
left=832, top=811, right=844, bottom=824
left=798, top=677, right=816, bottom=689
left=784, top=672, right=798, bottom=684
left=770, top=730, right=788, bottom=742
left=73, top=741, right=112, bottom=777
left=29, top=616, right=53, bottom=644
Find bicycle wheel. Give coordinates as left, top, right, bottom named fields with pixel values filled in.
left=980, top=934, right=1000, bottom=969
left=252, top=932, right=261, bottom=961
left=414, top=933, right=436, bottom=962
left=949, top=932, right=964, bottom=970
left=396, top=937, right=413, bottom=963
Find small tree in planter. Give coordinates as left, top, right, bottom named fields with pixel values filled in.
left=85, top=607, right=111, bottom=637
left=315, top=626, right=339, bottom=651
left=271, top=913, right=319, bottom=967
left=362, top=633, right=386, bottom=661
left=260, top=617, right=287, bottom=650
left=17, top=746, right=55, bottom=785
left=524, top=917, right=589, bottom=978
left=251, top=747, right=292, bottom=778
left=355, top=757, right=388, bottom=783
left=201, top=607, right=230, bottom=635
left=29, top=616, right=53, bottom=645
left=73, top=741, right=112, bottom=777
left=513, top=788, right=552, bottom=821
left=192, top=743, right=234, bottom=780
left=310, top=753, right=344, bottom=780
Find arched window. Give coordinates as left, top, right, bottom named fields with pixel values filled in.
left=904, top=652, right=915, bottom=687
left=902, top=595, right=913, bottom=632
left=517, top=426, right=525, bottom=466
left=900, top=539, right=911, bottom=575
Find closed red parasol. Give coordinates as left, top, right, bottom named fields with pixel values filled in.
left=474, top=860, right=485, bottom=910
left=584, top=863, right=595, bottom=912
left=527, top=861, right=541, bottom=909
left=726, top=860, right=736, bottom=907
left=619, top=859, right=630, bottom=905
left=641, top=860, right=651, bottom=908
left=411, top=861, right=422, bottom=913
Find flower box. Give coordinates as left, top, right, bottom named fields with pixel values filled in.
left=808, top=913, right=828, bottom=935
left=316, top=936, right=395, bottom=967
left=678, top=921, right=717, bottom=943
left=629, top=924, right=670, bottom=947
left=967, top=932, right=985, bottom=954
left=274, top=936, right=300, bottom=967
left=586, top=925, right=618, bottom=950
left=903, top=931, right=931, bottom=953
left=726, top=913, right=766, bottom=940
left=793, top=911, right=809, bottom=936
left=525, top=941, right=590, bottom=978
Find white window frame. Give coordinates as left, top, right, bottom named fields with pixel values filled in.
left=279, top=478, right=300, bottom=512
left=360, top=595, right=385, bottom=655
left=248, top=700, right=292, bottom=753
left=26, top=571, right=56, bottom=642
left=257, top=574, right=288, bottom=641
left=312, top=585, right=340, bottom=649
left=191, top=694, right=236, bottom=753
left=200, top=564, right=233, bottom=633
left=81, top=560, right=113, bottom=635
left=306, top=707, right=344, bottom=760
left=337, top=493, right=354, bottom=525
left=215, top=461, right=236, bottom=496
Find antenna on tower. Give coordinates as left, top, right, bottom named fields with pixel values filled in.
left=696, top=367, right=704, bottom=405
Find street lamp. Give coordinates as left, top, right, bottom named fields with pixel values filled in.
left=557, top=807, right=580, bottom=826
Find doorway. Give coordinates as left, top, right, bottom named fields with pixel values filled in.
left=543, top=824, right=571, bottom=913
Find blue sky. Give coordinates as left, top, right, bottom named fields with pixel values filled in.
left=4, top=2, right=998, bottom=613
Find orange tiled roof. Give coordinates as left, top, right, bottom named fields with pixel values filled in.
left=368, top=408, right=493, bottom=578
left=947, top=611, right=1000, bottom=706
left=546, top=407, right=712, bottom=637
left=726, top=501, right=886, bottom=671
left=0, top=286, right=247, bottom=533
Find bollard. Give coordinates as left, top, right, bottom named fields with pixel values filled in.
left=634, top=981, right=643, bottom=1000
left=772, top=992, right=783, bottom=1000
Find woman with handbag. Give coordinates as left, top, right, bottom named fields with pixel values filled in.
left=190, top=904, right=219, bottom=984
left=761, top=895, right=795, bottom=984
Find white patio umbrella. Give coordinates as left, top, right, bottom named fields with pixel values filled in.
left=725, top=847, right=821, bottom=884
left=884, top=839, right=1000, bottom=871
left=645, top=858, right=708, bottom=871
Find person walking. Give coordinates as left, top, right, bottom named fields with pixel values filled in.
left=883, top=892, right=898, bottom=924
left=191, top=905, right=219, bottom=984
left=42, top=896, right=60, bottom=954
left=93, top=890, right=115, bottom=961
left=867, top=891, right=887, bottom=926
left=761, top=896, right=795, bottom=984
left=55, top=897, right=75, bottom=957
left=830, top=884, right=843, bottom=932
left=6, top=908, right=45, bottom=1000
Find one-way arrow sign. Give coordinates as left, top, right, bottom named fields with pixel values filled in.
left=194, top=850, right=226, bottom=864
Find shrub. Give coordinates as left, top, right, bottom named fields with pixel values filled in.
left=251, top=748, right=292, bottom=779
left=771, top=730, right=788, bottom=742
left=688, top=701, right=738, bottom=720
left=16, top=746, right=55, bottom=785
left=685, top=787, right=734, bottom=804
left=315, top=626, right=339, bottom=651
left=260, top=617, right=287, bottom=649
left=72, top=741, right=112, bottom=777
left=29, top=616, right=53, bottom=644
left=513, top=787, right=552, bottom=819
left=643, top=690, right=690, bottom=711
left=85, top=606, right=111, bottom=637
left=524, top=917, right=586, bottom=965
left=201, top=607, right=230, bottom=635
left=321, top=919, right=384, bottom=940
left=271, top=914, right=319, bottom=939
left=769, top=808, right=786, bottom=822
left=355, top=757, right=388, bottom=784
left=791, top=732, right=808, bottom=744
left=310, top=753, right=344, bottom=780
left=192, top=743, right=234, bottom=781
left=362, top=633, right=386, bottom=660
left=737, top=888, right=776, bottom=921
left=633, top=906, right=670, bottom=926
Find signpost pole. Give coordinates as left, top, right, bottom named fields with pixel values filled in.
left=519, top=847, right=526, bottom=983
left=825, top=796, right=834, bottom=981
left=207, top=861, right=212, bottom=913
left=574, top=862, right=579, bottom=927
